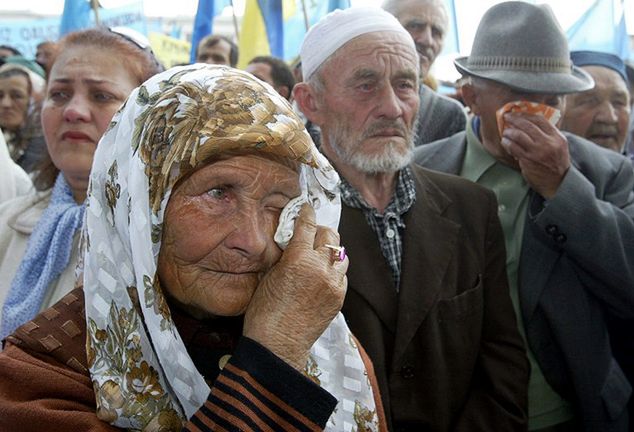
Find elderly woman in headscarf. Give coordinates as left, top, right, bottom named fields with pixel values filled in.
left=0, top=57, right=47, bottom=172
left=0, top=65, right=386, bottom=432
left=0, top=130, right=31, bottom=203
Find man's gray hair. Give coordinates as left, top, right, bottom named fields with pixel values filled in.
left=305, top=56, right=330, bottom=98
left=382, top=0, right=447, bottom=17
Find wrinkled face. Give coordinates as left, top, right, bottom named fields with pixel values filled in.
left=196, top=40, right=232, bottom=66
left=392, top=0, right=447, bottom=77
left=317, top=31, right=420, bottom=174
left=0, top=74, right=30, bottom=131
left=41, top=45, right=138, bottom=198
left=464, top=78, right=565, bottom=166
left=561, top=66, right=631, bottom=152
left=157, top=154, right=301, bottom=318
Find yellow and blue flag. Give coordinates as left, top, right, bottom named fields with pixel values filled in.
left=238, top=0, right=350, bottom=68
left=190, top=0, right=232, bottom=62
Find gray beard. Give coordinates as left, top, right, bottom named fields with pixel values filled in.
left=327, top=117, right=419, bottom=175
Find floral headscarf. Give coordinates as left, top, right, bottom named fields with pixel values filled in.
left=83, top=64, right=379, bottom=431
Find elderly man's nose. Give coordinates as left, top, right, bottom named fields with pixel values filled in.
left=377, top=86, right=405, bottom=119
left=414, top=25, right=433, bottom=45
left=595, top=101, right=619, bottom=122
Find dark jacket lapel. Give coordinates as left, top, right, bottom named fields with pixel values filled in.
left=339, top=205, right=399, bottom=332
left=392, top=166, right=461, bottom=366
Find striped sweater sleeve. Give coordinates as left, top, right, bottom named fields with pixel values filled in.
left=184, top=337, right=337, bottom=432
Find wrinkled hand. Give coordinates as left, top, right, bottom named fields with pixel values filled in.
left=500, top=113, right=570, bottom=199
left=243, top=204, right=348, bottom=371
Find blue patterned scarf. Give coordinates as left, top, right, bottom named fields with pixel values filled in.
left=1, top=174, right=85, bottom=339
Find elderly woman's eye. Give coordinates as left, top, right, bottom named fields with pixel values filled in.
left=10, top=91, right=27, bottom=100
left=207, top=187, right=227, bottom=199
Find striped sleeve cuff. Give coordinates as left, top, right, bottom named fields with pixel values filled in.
left=184, top=337, right=337, bottom=432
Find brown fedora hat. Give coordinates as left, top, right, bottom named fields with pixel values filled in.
left=454, top=1, right=594, bottom=94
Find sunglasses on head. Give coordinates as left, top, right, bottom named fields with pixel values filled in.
left=108, top=26, right=163, bottom=71
left=109, top=26, right=152, bottom=52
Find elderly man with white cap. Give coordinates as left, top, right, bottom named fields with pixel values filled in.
left=415, top=2, right=634, bottom=431
left=294, top=7, right=529, bottom=431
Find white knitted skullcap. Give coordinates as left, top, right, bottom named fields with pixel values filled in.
left=301, top=7, right=414, bottom=79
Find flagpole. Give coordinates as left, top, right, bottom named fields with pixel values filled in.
left=91, top=0, right=100, bottom=26
left=230, top=0, right=240, bottom=41
left=450, top=0, right=459, bottom=52
left=300, top=0, right=310, bottom=31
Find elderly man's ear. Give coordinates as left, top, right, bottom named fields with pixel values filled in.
left=293, top=82, right=326, bottom=125
left=460, top=82, right=480, bottom=116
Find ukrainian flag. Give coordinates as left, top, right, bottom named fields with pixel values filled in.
left=190, top=0, right=232, bottom=62
left=237, top=0, right=350, bottom=68
left=238, top=0, right=284, bottom=68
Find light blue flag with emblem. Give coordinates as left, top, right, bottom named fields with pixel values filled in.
left=566, top=0, right=630, bottom=60
left=283, top=0, right=351, bottom=62
left=59, top=0, right=92, bottom=36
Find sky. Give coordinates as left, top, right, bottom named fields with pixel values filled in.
left=3, top=0, right=633, bottom=30
left=3, top=0, right=632, bottom=83
left=2, top=0, right=633, bottom=57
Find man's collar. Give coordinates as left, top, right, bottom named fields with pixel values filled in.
left=340, top=166, right=416, bottom=215
left=462, top=117, right=499, bottom=182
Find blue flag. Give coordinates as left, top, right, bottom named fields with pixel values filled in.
left=59, top=0, right=92, bottom=37
left=190, top=0, right=231, bottom=62
left=258, top=0, right=284, bottom=59
left=239, top=0, right=350, bottom=67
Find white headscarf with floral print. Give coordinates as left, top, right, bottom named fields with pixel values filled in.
left=83, top=64, right=379, bottom=431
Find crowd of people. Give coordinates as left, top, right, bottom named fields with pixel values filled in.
left=0, top=1, right=632, bottom=431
